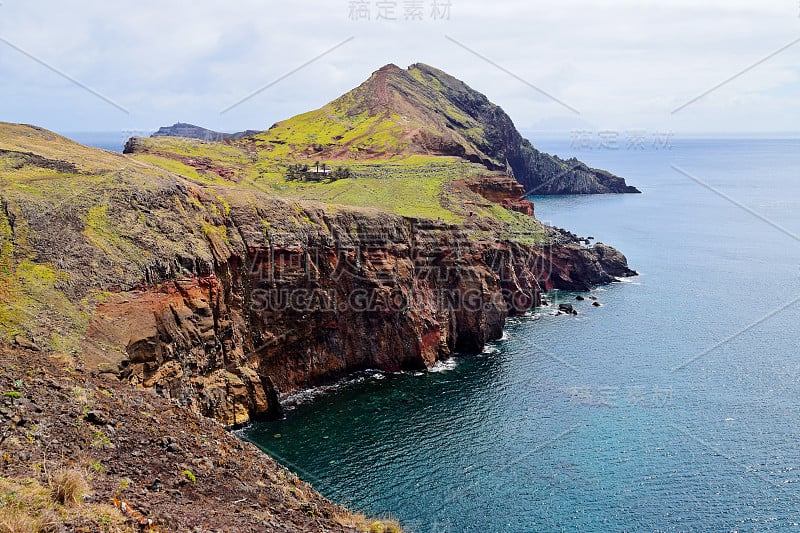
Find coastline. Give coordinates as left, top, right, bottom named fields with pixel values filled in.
left=0, top=122, right=636, bottom=532
left=245, top=284, right=629, bottom=417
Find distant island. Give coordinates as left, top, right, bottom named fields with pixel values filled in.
left=152, top=122, right=259, bottom=141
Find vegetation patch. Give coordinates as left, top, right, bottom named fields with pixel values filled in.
left=0, top=260, right=84, bottom=346
left=0, top=475, right=134, bottom=533
left=333, top=511, right=403, bottom=533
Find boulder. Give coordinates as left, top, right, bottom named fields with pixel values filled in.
left=14, top=336, right=40, bottom=352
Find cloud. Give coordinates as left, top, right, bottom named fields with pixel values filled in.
left=0, top=0, right=797, bottom=133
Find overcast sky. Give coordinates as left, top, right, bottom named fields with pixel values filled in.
left=0, top=0, right=798, bottom=137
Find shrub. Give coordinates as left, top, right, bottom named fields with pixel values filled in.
left=332, top=167, right=353, bottom=180
left=383, top=522, right=401, bottom=533
left=49, top=468, right=89, bottom=506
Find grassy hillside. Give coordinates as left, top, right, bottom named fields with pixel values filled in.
left=127, top=134, right=543, bottom=228
left=129, top=61, right=636, bottom=227
left=248, top=63, right=495, bottom=165
left=122, top=63, right=521, bottom=223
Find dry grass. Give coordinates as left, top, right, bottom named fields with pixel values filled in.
left=0, top=510, right=60, bottom=533
left=0, top=475, right=134, bottom=533
left=49, top=467, right=89, bottom=506
left=333, top=511, right=403, bottom=533
left=0, top=477, right=62, bottom=533
left=0, top=510, right=39, bottom=533
left=375, top=521, right=402, bottom=533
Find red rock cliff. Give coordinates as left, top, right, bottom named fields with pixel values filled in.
left=463, top=175, right=536, bottom=217
left=76, top=192, right=632, bottom=426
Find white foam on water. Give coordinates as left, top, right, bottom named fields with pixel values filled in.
left=280, top=369, right=385, bottom=408
left=429, top=358, right=457, bottom=373
left=481, top=344, right=500, bottom=355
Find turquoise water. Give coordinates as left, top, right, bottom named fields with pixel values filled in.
left=243, top=138, right=800, bottom=532
left=71, top=131, right=800, bottom=531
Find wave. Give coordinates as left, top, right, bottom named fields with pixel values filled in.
left=428, top=358, right=457, bottom=373
left=481, top=344, right=500, bottom=355
left=280, top=369, right=387, bottom=408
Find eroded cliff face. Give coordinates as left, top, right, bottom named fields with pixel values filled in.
left=462, top=175, right=536, bottom=216
left=0, top=123, right=635, bottom=427
left=402, top=64, right=641, bottom=194
left=79, top=194, right=632, bottom=426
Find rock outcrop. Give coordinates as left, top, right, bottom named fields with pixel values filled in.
left=465, top=175, right=527, bottom=203
left=464, top=175, right=536, bottom=216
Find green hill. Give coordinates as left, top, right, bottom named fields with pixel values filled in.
left=133, top=63, right=638, bottom=199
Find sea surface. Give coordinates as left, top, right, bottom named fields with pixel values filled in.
left=59, top=130, right=152, bottom=152
left=74, top=131, right=800, bottom=531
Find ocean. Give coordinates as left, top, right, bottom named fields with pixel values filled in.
left=59, top=131, right=151, bottom=153
left=71, top=131, right=800, bottom=531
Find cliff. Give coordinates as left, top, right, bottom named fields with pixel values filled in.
left=0, top=117, right=635, bottom=530
left=406, top=63, right=640, bottom=194
left=0, top=122, right=634, bottom=429
left=462, top=175, right=536, bottom=216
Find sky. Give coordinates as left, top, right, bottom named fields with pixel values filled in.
left=0, top=0, right=798, bottom=138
